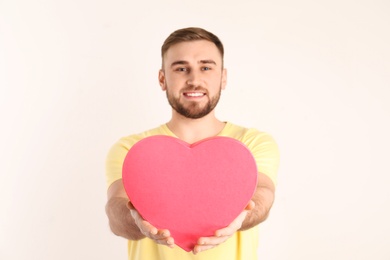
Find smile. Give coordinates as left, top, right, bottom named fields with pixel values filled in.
left=183, top=92, right=206, bottom=97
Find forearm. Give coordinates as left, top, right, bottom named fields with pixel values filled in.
left=240, top=176, right=275, bottom=231
left=105, top=197, right=145, bottom=240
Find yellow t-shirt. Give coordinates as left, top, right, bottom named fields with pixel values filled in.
left=106, top=122, right=279, bottom=260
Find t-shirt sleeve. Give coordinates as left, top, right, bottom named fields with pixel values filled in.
left=244, top=130, right=280, bottom=185
left=105, top=126, right=168, bottom=190
left=105, top=137, right=134, bottom=190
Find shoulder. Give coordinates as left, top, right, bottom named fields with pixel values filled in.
left=222, top=122, right=280, bottom=184
left=110, top=125, right=171, bottom=152
left=222, top=122, right=277, bottom=148
left=106, top=125, right=171, bottom=169
left=105, top=125, right=170, bottom=189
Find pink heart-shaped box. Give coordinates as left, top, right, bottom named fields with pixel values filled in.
left=122, top=135, right=258, bottom=252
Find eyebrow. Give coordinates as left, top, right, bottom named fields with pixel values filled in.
left=199, top=59, right=217, bottom=65
left=170, top=59, right=217, bottom=67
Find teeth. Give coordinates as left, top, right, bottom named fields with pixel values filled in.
left=185, top=92, right=204, bottom=97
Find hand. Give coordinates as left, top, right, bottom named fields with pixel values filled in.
left=127, top=201, right=175, bottom=248
left=192, top=200, right=255, bottom=254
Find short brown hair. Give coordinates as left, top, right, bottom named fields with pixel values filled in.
left=161, top=27, right=224, bottom=65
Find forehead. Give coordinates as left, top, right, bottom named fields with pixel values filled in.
left=163, top=40, right=222, bottom=65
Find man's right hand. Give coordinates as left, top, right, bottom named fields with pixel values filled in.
left=127, top=201, right=175, bottom=248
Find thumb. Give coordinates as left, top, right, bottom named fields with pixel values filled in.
left=245, top=200, right=255, bottom=211
left=127, top=201, right=136, bottom=210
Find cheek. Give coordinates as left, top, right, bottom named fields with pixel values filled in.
left=166, top=75, right=185, bottom=88
left=165, top=73, right=178, bottom=83
left=210, top=75, right=223, bottom=87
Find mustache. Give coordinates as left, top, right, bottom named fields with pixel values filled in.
left=181, top=86, right=208, bottom=93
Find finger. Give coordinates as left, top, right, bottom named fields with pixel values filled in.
left=155, top=236, right=175, bottom=248
left=197, top=235, right=229, bottom=247
left=130, top=210, right=158, bottom=236
left=150, top=229, right=175, bottom=248
left=128, top=207, right=174, bottom=247
left=129, top=208, right=139, bottom=220
left=140, top=224, right=174, bottom=242
left=214, top=226, right=236, bottom=238
left=140, top=220, right=158, bottom=236
left=152, top=229, right=171, bottom=239
left=193, top=244, right=217, bottom=254
left=130, top=210, right=150, bottom=229
left=215, top=212, right=247, bottom=237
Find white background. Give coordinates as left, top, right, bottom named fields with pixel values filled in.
left=1, top=0, right=389, bottom=259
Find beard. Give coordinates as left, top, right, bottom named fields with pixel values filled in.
left=166, top=86, right=222, bottom=119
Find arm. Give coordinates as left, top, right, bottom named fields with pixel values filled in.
left=240, top=171, right=275, bottom=230
left=105, top=179, right=175, bottom=247
left=193, top=172, right=275, bottom=254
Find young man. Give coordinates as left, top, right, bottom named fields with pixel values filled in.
left=105, top=27, right=279, bottom=260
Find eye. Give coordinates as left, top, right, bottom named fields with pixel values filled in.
left=202, top=67, right=212, bottom=71
left=175, top=67, right=188, bottom=72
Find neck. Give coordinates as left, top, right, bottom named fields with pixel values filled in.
left=166, top=110, right=226, bottom=144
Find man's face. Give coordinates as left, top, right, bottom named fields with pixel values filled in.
left=159, top=40, right=227, bottom=119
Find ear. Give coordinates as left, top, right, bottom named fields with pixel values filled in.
left=221, top=68, right=227, bottom=90
left=158, top=69, right=166, bottom=91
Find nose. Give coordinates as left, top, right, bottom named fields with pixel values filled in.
left=186, top=70, right=203, bottom=87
